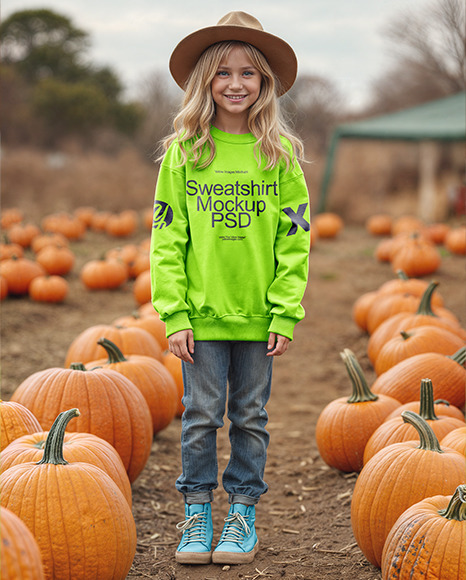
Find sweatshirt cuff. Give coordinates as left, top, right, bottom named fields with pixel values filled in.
left=163, top=311, right=193, bottom=338
left=268, top=315, right=297, bottom=341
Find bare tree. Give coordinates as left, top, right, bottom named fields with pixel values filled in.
left=368, top=0, right=465, bottom=113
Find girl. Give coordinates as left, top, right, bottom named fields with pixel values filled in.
left=150, top=11, right=310, bottom=566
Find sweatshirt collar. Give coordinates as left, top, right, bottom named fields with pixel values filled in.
left=210, top=125, right=256, bottom=143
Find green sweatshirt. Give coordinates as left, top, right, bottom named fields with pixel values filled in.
left=150, top=126, right=310, bottom=341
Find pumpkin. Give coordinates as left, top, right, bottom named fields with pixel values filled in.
left=90, top=210, right=111, bottom=232
left=440, top=427, right=466, bottom=456
left=7, top=222, right=41, bottom=249
left=391, top=215, right=424, bottom=236
left=0, top=240, right=24, bottom=261
left=385, top=398, right=465, bottom=422
left=376, top=271, right=443, bottom=306
left=64, top=323, right=163, bottom=366
left=31, top=232, right=69, bottom=254
left=0, top=409, right=137, bottom=580
left=35, top=244, right=74, bottom=276
left=0, top=400, right=42, bottom=452
left=367, top=280, right=465, bottom=365
left=0, top=207, right=24, bottom=229
left=73, top=206, right=96, bottom=227
left=381, top=485, right=466, bottom=580
left=372, top=347, right=466, bottom=408
left=365, top=291, right=421, bottom=335
left=0, top=256, right=46, bottom=295
left=315, top=349, right=400, bottom=473
left=312, top=212, right=343, bottom=239
left=112, top=311, right=168, bottom=350
left=1, top=506, right=45, bottom=580
left=0, top=413, right=132, bottom=506
left=423, top=221, right=451, bottom=245
left=164, top=351, right=184, bottom=417
left=105, top=243, right=140, bottom=271
left=41, top=211, right=86, bottom=240
left=352, top=290, right=379, bottom=332
left=365, top=214, right=392, bottom=236
left=374, top=238, right=394, bottom=262
left=390, top=231, right=441, bottom=277
left=128, top=250, right=150, bottom=279
left=373, top=325, right=465, bottom=376
left=363, top=378, right=465, bottom=464
left=87, top=337, right=177, bottom=434
left=105, top=210, right=138, bottom=237
left=0, top=275, right=8, bottom=300
left=133, top=269, right=152, bottom=305
left=10, top=364, right=153, bottom=482
left=444, top=225, right=466, bottom=255
left=29, top=274, right=69, bottom=303
left=351, top=410, right=466, bottom=568
left=80, top=257, right=128, bottom=290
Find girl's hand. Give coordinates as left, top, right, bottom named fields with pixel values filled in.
left=267, top=333, right=290, bottom=356
left=169, top=329, right=195, bottom=363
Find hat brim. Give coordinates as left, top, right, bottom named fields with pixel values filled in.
left=169, top=24, right=298, bottom=96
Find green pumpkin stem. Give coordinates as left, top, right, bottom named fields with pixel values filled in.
left=448, top=346, right=466, bottom=366
left=97, top=337, right=128, bottom=364
left=69, top=362, right=88, bottom=371
left=400, top=330, right=411, bottom=341
left=36, top=408, right=80, bottom=465
left=395, top=270, right=409, bottom=280
left=438, top=485, right=466, bottom=521
left=415, top=280, right=439, bottom=317
left=340, top=348, right=378, bottom=403
left=418, top=378, right=438, bottom=421
left=401, top=410, right=443, bottom=453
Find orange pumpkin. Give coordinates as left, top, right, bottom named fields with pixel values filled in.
left=0, top=400, right=42, bottom=452
left=10, top=365, right=153, bottom=482
left=390, top=232, right=441, bottom=277
left=0, top=240, right=24, bottom=261
left=87, top=338, right=177, bottom=434
left=0, top=417, right=132, bottom=506
left=315, top=349, right=400, bottom=473
left=423, top=222, right=451, bottom=245
left=105, top=210, right=138, bottom=237
left=29, top=274, right=69, bottom=303
left=0, top=275, right=8, bottom=300
left=385, top=398, right=465, bottom=422
left=0, top=409, right=137, bottom=580
left=7, top=222, right=41, bottom=248
left=440, top=427, right=466, bottom=456
left=381, top=485, right=466, bottom=580
left=444, top=225, right=466, bottom=255
left=112, top=311, right=168, bottom=350
left=0, top=256, right=46, bottom=295
left=312, top=212, right=343, bottom=239
left=1, top=506, right=45, bottom=580
left=41, top=211, right=86, bottom=240
left=374, top=237, right=394, bottom=262
left=133, top=269, right=152, bottom=305
left=36, top=244, right=75, bottom=276
left=80, top=257, right=128, bottom=290
left=363, top=378, right=465, bottom=464
left=31, top=231, right=69, bottom=253
left=365, top=214, right=392, bottom=236
left=64, top=323, right=163, bottom=366
left=90, top=210, right=111, bottom=232
left=376, top=271, right=443, bottom=306
left=0, top=207, right=24, bottom=229
left=391, top=215, right=424, bottom=236
left=73, top=206, right=96, bottom=227
left=372, top=347, right=466, bottom=408
left=351, top=290, right=379, bottom=332
left=351, top=410, right=466, bottom=568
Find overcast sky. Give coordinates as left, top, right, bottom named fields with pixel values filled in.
left=4, top=0, right=434, bottom=110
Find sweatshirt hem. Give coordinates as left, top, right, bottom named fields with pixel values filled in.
left=191, top=315, right=271, bottom=341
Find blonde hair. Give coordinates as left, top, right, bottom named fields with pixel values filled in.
left=161, top=41, right=304, bottom=171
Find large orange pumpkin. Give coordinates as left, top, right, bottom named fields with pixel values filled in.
left=10, top=364, right=153, bottom=482
left=315, top=349, right=400, bottom=473
left=1, top=506, right=45, bottom=580
left=0, top=256, right=46, bottom=295
left=381, top=485, right=466, bottom=579
left=440, top=427, right=466, bottom=456
left=35, top=244, right=75, bottom=276
left=29, top=274, right=69, bottom=303
left=80, top=257, right=128, bottom=290
left=112, top=311, right=168, bottom=350
left=0, top=400, right=42, bottom=452
left=0, top=409, right=137, bottom=580
left=64, top=323, right=163, bottom=367
left=87, top=338, right=177, bottom=434
left=351, top=410, right=466, bottom=568
left=390, top=231, right=441, bottom=277
left=0, top=417, right=132, bottom=506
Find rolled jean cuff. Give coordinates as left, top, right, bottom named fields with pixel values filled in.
left=229, top=494, right=259, bottom=506
left=184, top=491, right=214, bottom=504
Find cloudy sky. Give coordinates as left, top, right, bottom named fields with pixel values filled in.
left=4, top=0, right=433, bottom=110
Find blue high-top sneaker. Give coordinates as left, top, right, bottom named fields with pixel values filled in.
left=212, top=503, right=259, bottom=564
left=175, top=503, right=213, bottom=564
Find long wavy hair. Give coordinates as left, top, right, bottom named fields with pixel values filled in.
left=161, top=41, right=304, bottom=171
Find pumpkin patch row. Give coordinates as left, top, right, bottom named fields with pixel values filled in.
left=316, top=263, right=466, bottom=577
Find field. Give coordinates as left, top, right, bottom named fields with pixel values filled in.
left=2, top=206, right=465, bottom=579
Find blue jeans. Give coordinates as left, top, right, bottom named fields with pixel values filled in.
left=176, top=341, right=273, bottom=506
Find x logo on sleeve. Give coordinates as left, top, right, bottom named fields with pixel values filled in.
left=282, top=203, right=310, bottom=236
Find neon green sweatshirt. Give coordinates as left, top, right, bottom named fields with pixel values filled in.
left=150, top=126, right=310, bottom=341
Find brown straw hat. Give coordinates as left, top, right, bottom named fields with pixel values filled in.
left=169, top=11, right=298, bottom=96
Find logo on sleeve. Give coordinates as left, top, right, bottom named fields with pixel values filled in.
left=282, top=203, right=310, bottom=236
left=153, top=201, right=173, bottom=229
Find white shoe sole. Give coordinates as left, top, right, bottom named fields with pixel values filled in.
left=211, top=539, right=259, bottom=564
left=175, top=550, right=212, bottom=564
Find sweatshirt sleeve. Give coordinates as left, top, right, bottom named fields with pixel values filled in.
left=267, top=162, right=311, bottom=340
left=150, top=144, right=192, bottom=337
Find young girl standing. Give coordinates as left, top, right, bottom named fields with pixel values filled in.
left=150, top=11, right=310, bottom=566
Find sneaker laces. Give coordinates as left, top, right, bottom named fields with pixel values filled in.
left=176, top=512, right=208, bottom=545
left=219, top=511, right=251, bottom=544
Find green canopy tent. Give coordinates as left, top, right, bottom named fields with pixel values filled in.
left=317, top=92, right=466, bottom=220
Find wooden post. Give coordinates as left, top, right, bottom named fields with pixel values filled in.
left=418, top=140, right=440, bottom=222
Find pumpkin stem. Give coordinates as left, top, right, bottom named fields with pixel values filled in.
left=69, top=362, right=88, bottom=371
left=434, top=399, right=451, bottom=407
left=395, top=270, right=409, bottom=280
left=448, top=346, right=466, bottom=366
left=340, top=348, right=378, bottom=403
left=401, top=410, right=443, bottom=453
left=415, top=280, right=439, bottom=317
left=97, top=337, right=128, bottom=364
left=438, top=484, right=466, bottom=521
left=36, top=408, right=80, bottom=465
left=400, top=330, right=411, bottom=341
left=418, top=378, right=438, bottom=421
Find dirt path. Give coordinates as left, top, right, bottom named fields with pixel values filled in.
left=2, top=224, right=464, bottom=579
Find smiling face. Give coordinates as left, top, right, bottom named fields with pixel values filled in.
left=211, top=44, right=263, bottom=133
